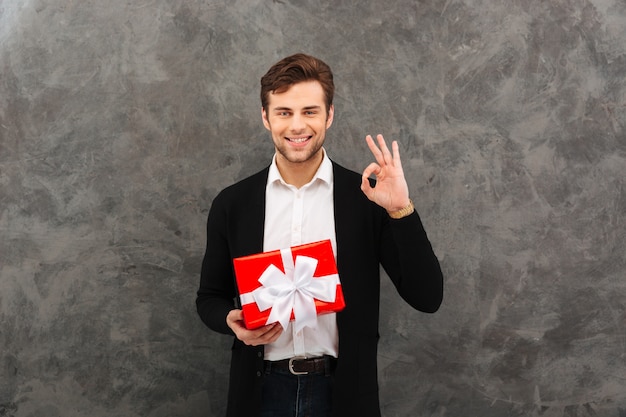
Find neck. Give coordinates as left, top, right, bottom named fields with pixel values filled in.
left=276, top=151, right=324, bottom=188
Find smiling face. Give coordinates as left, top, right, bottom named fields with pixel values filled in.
left=262, top=80, right=334, bottom=177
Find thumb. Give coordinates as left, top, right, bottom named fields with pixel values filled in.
left=361, top=174, right=375, bottom=201
left=227, top=309, right=244, bottom=322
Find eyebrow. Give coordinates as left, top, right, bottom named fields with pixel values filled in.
left=272, top=105, right=322, bottom=112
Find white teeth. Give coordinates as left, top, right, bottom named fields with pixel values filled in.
left=289, top=137, right=309, bottom=143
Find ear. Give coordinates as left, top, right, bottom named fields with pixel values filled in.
left=326, top=104, right=335, bottom=129
left=262, top=107, right=271, bottom=131
left=325, top=104, right=334, bottom=129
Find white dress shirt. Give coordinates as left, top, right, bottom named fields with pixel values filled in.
left=263, top=149, right=339, bottom=361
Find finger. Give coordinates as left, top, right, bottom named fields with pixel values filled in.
left=376, top=134, right=393, bottom=166
left=250, top=322, right=283, bottom=346
left=360, top=183, right=375, bottom=202
left=228, top=309, right=244, bottom=320
left=263, top=323, right=284, bottom=343
left=376, top=135, right=395, bottom=166
left=360, top=165, right=379, bottom=201
left=241, top=322, right=279, bottom=346
left=360, top=176, right=372, bottom=197
left=226, top=309, right=245, bottom=330
left=250, top=322, right=278, bottom=338
left=362, top=162, right=380, bottom=180
left=365, top=135, right=385, bottom=166
left=391, top=140, right=403, bottom=169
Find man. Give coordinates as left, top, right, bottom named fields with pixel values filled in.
left=196, top=53, right=443, bottom=417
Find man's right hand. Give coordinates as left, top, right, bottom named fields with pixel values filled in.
left=226, top=309, right=283, bottom=346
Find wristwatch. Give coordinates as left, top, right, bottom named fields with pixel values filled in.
left=388, top=199, right=414, bottom=219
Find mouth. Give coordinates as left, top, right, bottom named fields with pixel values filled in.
left=286, top=135, right=312, bottom=144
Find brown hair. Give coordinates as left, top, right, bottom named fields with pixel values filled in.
left=260, top=53, right=334, bottom=115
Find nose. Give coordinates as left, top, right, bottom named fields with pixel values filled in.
left=289, top=113, right=306, bottom=132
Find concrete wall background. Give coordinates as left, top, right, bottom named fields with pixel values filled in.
left=1, top=0, right=625, bottom=416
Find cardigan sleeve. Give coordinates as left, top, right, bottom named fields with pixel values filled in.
left=196, top=168, right=268, bottom=336
left=196, top=191, right=238, bottom=336
left=379, top=208, right=444, bottom=313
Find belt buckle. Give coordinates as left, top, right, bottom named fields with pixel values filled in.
left=288, top=357, right=308, bottom=375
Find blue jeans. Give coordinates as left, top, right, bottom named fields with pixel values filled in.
left=260, top=363, right=334, bottom=417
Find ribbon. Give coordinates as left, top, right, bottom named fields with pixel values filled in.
left=240, top=247, right=339, bottom=332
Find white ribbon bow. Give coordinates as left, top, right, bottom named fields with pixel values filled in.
left=244, top=248, right=339, bottom=332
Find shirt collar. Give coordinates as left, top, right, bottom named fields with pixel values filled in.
left=268, top=148, right=333, bottom=188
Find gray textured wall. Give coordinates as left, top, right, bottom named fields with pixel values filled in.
left=1, top=0, right=625, bottom=416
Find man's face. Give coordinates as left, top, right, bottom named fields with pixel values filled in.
left=262, top=80, right=334, bottom=168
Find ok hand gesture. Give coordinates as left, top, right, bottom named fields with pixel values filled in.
left=360, top=134, right=411, bottom=212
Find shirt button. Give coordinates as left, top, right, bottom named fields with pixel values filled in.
left=257, top=352, right=262, bottom=358
left=256, top=371, right=262, bottom=377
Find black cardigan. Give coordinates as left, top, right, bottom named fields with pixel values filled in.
left=196, top=161, right=443, bottom=417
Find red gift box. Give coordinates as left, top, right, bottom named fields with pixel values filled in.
left=233, top=239, right=345, bottom=330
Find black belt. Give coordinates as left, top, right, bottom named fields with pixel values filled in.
left=265, top=356, right=336, bottom=376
